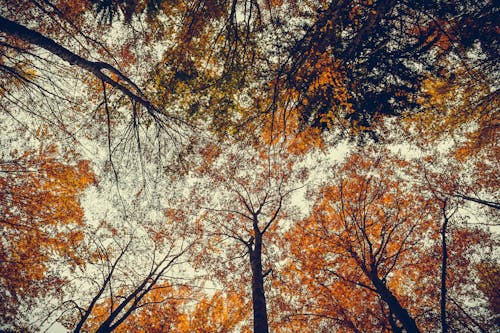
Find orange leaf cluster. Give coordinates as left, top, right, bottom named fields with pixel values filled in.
left=0, top=145, right=95, bottom=322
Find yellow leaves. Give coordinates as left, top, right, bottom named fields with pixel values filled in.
left=176, top=291, right=250, bottom=333
left=475, top=261, right=500, bottom=313
left=269, top=0, right=284, bottom=7
left=286, top=50, right=360, bottom=136
left=288, top=127, right=324, bottom=155
left=405, top=64, right=498, bottom=157
left=0, top=145, right=95, bottom=317
left=418, top=76, right=454, bottom=110
left=4, top=62, right=39, bottom=91
left=80, top=282, right=191, bottom=333
left=261, top=106, right=325, bottom=154
left=22, top=65, right=37, bottom=80
left=305, top=57, right=348, bottom=100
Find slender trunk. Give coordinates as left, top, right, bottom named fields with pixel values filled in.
left=249, top=233, right=269, bottom=333
left=371, top=274, right=420, bottom=333
left=449, top=297, right=488, bottom=333
left=440, top=202, right=449, bottom=333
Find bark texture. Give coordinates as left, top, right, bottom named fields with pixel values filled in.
left=249, top=226, right=269, bottom=333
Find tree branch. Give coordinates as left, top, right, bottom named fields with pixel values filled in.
left=0, top=15, right=157, bottom=115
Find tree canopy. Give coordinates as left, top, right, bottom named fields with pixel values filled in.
left=0, top=0, right=498, bottom=332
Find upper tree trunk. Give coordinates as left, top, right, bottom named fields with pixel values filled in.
left=249, top=233, right=269, bottom=333
left=370, top=274, right=421, bottom=333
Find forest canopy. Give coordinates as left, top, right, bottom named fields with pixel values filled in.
left=0, top=0, right=498, bottom=332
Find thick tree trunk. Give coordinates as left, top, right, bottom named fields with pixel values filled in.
left=371, top=274, right=420, bottom=333
left=388, top=310, right=404, bottom=333
left=95, top=325, right=112, bottom=333
left=249, top=234, right=269, bottom=333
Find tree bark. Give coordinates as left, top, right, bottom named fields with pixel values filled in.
left=370, top=274, right=420, bottom=333
left=95, top=324, right=112, bottom=333
left=249, top=232, right=269, bottom=333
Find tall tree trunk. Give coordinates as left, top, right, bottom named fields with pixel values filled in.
left=370, top=274, right=420, bottom=333
left=249, top=233, right=269, bottom=333
left=440, top=200, right=449, bottom=333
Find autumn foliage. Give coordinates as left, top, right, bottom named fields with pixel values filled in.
left=0, top=145, right=95, bottom=327
left=0, top=0, right=498, bottom=332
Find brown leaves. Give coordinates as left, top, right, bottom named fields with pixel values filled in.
left=1, top=1, right=498, bottom=332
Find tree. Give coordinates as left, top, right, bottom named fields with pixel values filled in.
left=0, top=145, right=95, bottom=330
left=0, top=0, right=274, bottom=140
left=404, top=62, right=498, bottom=159
left=2, top=0, right=497, bottom=144
left=286, top=150, right=429, bottom=332
left=410, top=150, right=499, bottom=332
left=283, top=149, right=497, bottom=332
left=54, top=210, right=197, bottom=333
left=187, top=138, right=308, bottom=333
